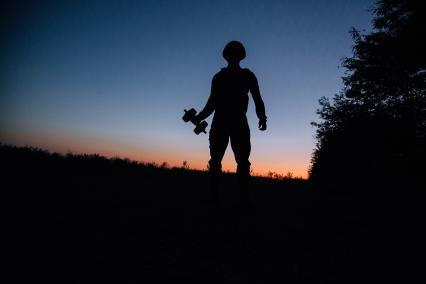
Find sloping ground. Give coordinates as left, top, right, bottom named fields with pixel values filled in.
left=3, top=145, right=409, bottom=283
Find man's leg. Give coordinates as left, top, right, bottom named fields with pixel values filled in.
left=230, top=119, right=252, bottom=206
left=208, top=125, right=229, bottom=202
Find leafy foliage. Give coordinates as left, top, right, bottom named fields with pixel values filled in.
left=310, top=0, right=426, bottom=189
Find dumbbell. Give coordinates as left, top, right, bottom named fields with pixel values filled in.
left=182, top=108, right=208, bottom=135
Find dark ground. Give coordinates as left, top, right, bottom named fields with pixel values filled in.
left=3, top=145, right=417, bottom=283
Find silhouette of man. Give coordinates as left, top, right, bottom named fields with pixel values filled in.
left=193, top=41, right=267, bottom=205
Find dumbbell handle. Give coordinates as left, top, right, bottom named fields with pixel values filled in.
left=183, top=108, right=208, bottom=134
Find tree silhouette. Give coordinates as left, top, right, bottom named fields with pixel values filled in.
left=310, top=0, right=426, bottom=190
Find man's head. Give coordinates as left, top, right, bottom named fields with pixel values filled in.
left=223, top=41, right=246, bottom=63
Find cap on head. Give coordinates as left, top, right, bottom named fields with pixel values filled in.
left=222, top=41, right=246, bottom=62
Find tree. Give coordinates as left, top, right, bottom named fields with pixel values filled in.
left=310, top=0, right=426, bottom=190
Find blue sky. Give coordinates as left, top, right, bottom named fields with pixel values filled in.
left=0, top=0, right=375, bottom=177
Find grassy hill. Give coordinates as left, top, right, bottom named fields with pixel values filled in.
left=3, top=144, right=410, bottom=283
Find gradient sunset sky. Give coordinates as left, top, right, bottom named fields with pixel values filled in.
left=0, top=0, right=375, bottom=177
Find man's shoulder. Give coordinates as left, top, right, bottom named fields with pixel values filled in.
left=213, top=68, right=227, bottom=77
left=215, top=67, right=256, bottom=76
left=212, top=68, right=257, bottom=85
left=242, top=68, right=257, bottom=82
left=242, top=67, right=253, bottom=73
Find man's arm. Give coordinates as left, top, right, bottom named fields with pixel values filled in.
left=249, top=72, right=267, bottom=130
left=195, top=75, right=217, bottom=122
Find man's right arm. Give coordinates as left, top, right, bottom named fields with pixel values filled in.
left=195, top=75, right=217, bottom=122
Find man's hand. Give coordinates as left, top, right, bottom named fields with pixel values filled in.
left=259, top=119, right=267, bottom=131
left=192, top=115, right=202, bottom=125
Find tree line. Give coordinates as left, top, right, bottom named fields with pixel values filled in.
left=310, top=0, right=425, bottom=191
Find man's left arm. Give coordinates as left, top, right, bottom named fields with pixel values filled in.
left=249, top=72, right=267, bottom=130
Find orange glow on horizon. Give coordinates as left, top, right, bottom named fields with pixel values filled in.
left=1, top=128, right=309, bottom=179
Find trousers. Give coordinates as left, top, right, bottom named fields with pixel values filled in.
left=208, top=115, right=251, bottom=190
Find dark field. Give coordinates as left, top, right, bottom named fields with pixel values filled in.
left=3, top=145, right=414, bottom=283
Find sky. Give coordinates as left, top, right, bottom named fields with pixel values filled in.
left=0, top=0, right=375, bottom=178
